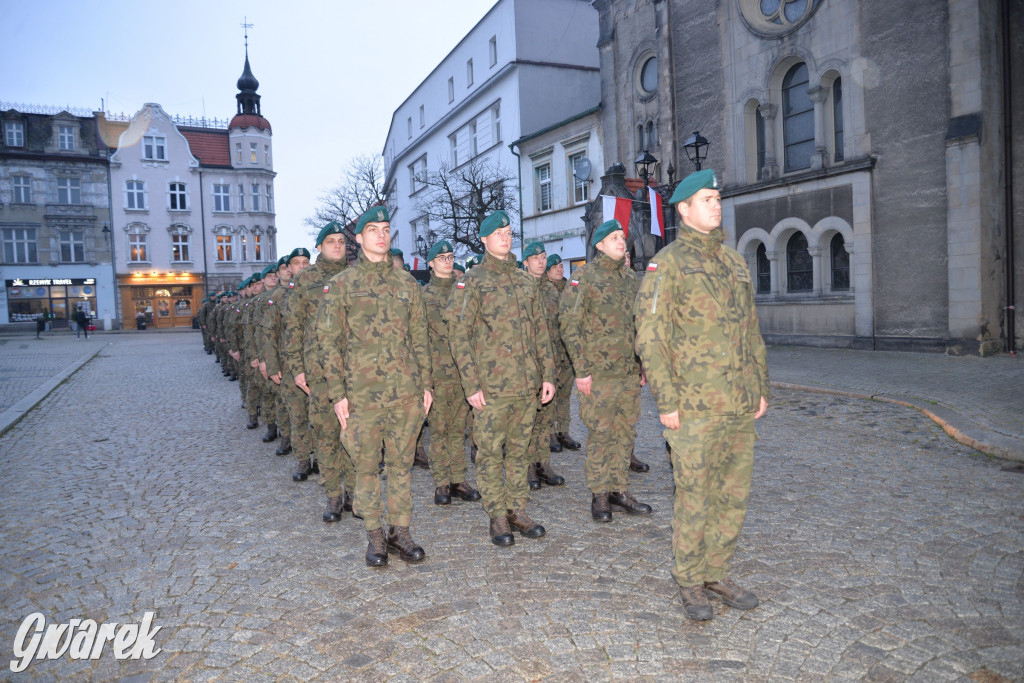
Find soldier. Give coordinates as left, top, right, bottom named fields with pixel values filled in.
left=259, top=257, right=295, bottom=449
left=545, top=254, right=582, bottom=453
left=522, top=241, right=565, bottom=489
left=422, top=239, right=481, bottom=506
left=285, top=223, right=358, bottom=521
left=262, top=248, right=315, bottom=477
left=446, top=210, right=556, bottom=546
left=389, top=247, right=404, bottom=270
left=242, top=267, right=271, bottom=433
left=560, top=220, right=651, bottom=523
left=634, top=169, right=769, bottom=621
left=317, top=206, right=432, bottom=567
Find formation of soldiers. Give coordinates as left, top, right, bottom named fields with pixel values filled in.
left=196, top=169, right=770, bottom=622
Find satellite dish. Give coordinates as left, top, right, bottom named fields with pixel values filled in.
left=572, top=157, right=592, bottom=182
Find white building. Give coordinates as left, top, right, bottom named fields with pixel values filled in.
left=107, top=51, right=277, bottom=328
left=382, top=0, right=600, bottom=264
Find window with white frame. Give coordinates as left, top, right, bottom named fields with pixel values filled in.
left=409, top=156, right=427, bottom=194
left=60, top=231, right=85, bottom=262
left=125, top=180, right=146, bottom=210
left=489, top=36, right=497, bottom=67
left=782, top=63, right=814, bottom=172
left=569, top=152, right=589, bottom=204
left=128, top=228, right=148, bottom=263
left=266, top=184, right=273, bottom=213
left=236, top=143, right=243, bottom=164
left=535, top=164, right=552, bottom=212
left=57, top=125, right=75, bottom=150
left=169, top=181, right=187, bottom=210
left=250, top=142, right=258, bottom=163
left=449, top=134, right=459, bottom=167
left=264, top=145, right=270, bottom=165
left=466, top=59, right=474, bottom=87
left=213, top=184, right=231, bottom=212
left=143, top=135, right=166, bottom=161
left=238, top=184, right=245, bottom=211
left=239, top=231, right=249, bottom=261
left=12, top=175, right=31, bottom=203
left=57, top=177, right=81, bottom=204
left=253, top=232, right=262, bottom=261
left=4, top=121, right=25, bottom=147
left=407, top=117, right=412, bottom=139
left=419, top=105, right=425, bottom=129
left=171, top=228, right=191, bottom=263
left=470, top=122, right=478, bottom=157
left=2, top=227, right=37, bottom=263
left=216, top=231, right=233, bottom=262
left=448, top=77, right=455, bottom=103
left=251, top=184, right=261, bottom=212
left=491, top=103, right=501, bottom=144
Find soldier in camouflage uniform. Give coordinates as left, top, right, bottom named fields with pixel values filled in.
left=262, top=248, right=314, bottom=476
left=522, top=242, right=566, bottom=489
left=284, top=222, right=357, bottom=522
left=257, top=258, right=294, bottom=447
left=422, top=239, right=481, bottom=506
left=560, top=220, right=652, bottom=522
left=242, top=268, right=271, bottom=431
left=545, top=254, right=582, bottom=454
left=445, top=210, right=556, bottom=546
left=317, top=206, right=432, bottom=567
left=634, top=169, right=769, bottom=621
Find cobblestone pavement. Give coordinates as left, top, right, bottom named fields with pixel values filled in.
left=0, top=332, right=104, bottom=415
left=0, top=335, right=1021, bottom=681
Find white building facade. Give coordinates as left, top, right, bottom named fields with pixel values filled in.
left=382, top=0, right=600, bottom=264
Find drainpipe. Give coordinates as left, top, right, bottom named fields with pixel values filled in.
left=199, top=169, right=209, bottom=295
left=509, top=142, right=525, bottom=250
left=1001, top=0, right=1016, bottom=354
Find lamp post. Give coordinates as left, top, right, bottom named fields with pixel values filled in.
left=634, top=150, right=658, bottom=188
left=415, top=235, right=427, bottom=259
left=683, top=131, right=710, bottom=171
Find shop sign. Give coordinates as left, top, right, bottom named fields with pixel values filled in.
left=6, top=278, right=96, bottom=287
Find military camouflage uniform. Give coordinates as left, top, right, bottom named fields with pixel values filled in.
left=422, top=271, right=470, bottom=488
left=527, top=275, right=563, bottom=469
left=284, top=256, right=354, bottom=500
left=316, top=251, right=432, bottom=532
left=241, top=294, right=267, bottom=420
left=445, top=251, right=556, bottom=519
left=634, top=226, right=769, bottom=587
left=261, top=280, right=309, bottom=459
left=549, top=277, right=574, bottom=436
left=560, top=253, right=642, bottom=493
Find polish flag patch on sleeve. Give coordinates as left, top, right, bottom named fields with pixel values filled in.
left=570, top=279, right=580, bottom=287
left=267, top=299, right=274, bottom=306
left=323, top=285, right=330, bottom=293
left=288, top=281, right=295, bottom=288
left=456, top=282, right=466, bottom=289
left=647, top=263, right=659, bottom=272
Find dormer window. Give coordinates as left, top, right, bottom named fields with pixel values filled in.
left=143, top=135, right=166, bottom=161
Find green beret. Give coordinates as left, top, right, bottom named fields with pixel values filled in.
left=290, top=247, right=311, bottom=260
left=208, top=291, right=218, bottom=297
left=453, top=262, right=465, bottom=273
left=669, top=168, right=720, bottom=204
left=522, top=241, right=545, bottom=259
left=479, top=210, right=511, bottom=238
left=427, top=240, right=453, bottom=261
left=546, top=254, right=562, bottom=270
left=466, top=253, right=483, bottom=268
left=239, top=278, right=251, bottom=289
left=403, top=263, right=411, bottom=271
left=278, top=255, right=289, bottom=266
left=315, top=221, right=344, bottom=247
left=591, top=219, right=625, bottom=247
left=355, top=205, right=390, bottom=234
left=389, top=247, right=403, bottom=257
left=260, top=265, right=276, bottom=278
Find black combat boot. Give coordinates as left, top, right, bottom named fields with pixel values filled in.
left=527, top=463, right=541, bottom=490
left=609, top=491, right=653, bottom=515
left=262, top=423, right=278, bottom=442
left=386, top=526, right=426, bottom=563
left=549, top=433, right=562, bottom=453
left=557, top=432, right=581, bottom=451
left=342, top=490, right=353, bottom=512
left=292, top=458, right=311, bottom=482
left=323, top=496, right=343, bottom=523
left=414, top=446, right=430, bottom=469
left=434, top=484, right=451, bottom=505
left=275, top=437, right=292, bottom=456
left=489, top=516, right=514, bottom=546
left=679, top=585, right=713, bottom=621
left=629, top=449, right=650, bottom=472
left=507, top=509, right=545, bottom=539
left=246, top=414, right=259, bottom=429
left=535, top=462, right=565, bottom=486
left=365, top=529, right=388, bottom=567
left=591, top=492, right=612, bottom=522
left=451, top=482, right=481, bottom=502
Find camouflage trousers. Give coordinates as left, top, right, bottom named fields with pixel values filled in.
left=473, top=395, right=538, bottom=519
left=272, top=379, right=290, bottom=439
left=553, top=362, right=574, bottom=434
left=579, top=378, right=640, bottom=493
left=664, top=415, right=755, bottom=586
left=427, top=383, right=470, bottom=487
left=244, top=363, right=264, bottom=417
left=340, top=396, right=424, bottom=532
left=527, top=394, right=555, bottom=468
left=308, top=381, right=354, bottom=499
left=259, top=376, right=278, bottom=429
left=280, top=374, right=310, bottom=458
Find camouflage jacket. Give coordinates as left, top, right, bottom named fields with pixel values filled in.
left=445, top=251, right=556, bottom=399
left=226, top=300, right=244, bottom=353
left=258, top=284, right=291, bottom=377
left=241, top=293, right=266, bottom=361
left=559, top=252, right=641, bottom=381
left=634, top=226, right=769, bottom=417
left=422, top=272, right=461, bottom=387
left=316, top=251, right=431, bottom=408
left=539, top=275, right=570, bottom=369
left=281, top=257, right=347, bottom=381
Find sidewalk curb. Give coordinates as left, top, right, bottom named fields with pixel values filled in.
left=773, top=381, right=1024, bottom=463
left=0, top=343, right=106, bottom=436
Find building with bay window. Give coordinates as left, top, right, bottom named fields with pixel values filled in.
left=0, top=105, right=116, bottom=329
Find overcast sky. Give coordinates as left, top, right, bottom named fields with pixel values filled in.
left=1, top=0, right=499, bottom=250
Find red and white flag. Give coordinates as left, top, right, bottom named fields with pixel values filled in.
left=649, top=187, right=664, bottom=238
left=601, top=195, right=631, bottom=237
left=413, top=257, right=420, bottom=270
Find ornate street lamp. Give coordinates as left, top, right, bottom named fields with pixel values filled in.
left=415, top=235, right=427, bottom=258
left=634, top=150, right=658, bottom=188
left=683, top=131, right=709, bottom=171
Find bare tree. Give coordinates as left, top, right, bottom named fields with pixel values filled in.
left=414, top=158, right=518, bottom=257
left=305, top=154, right=391, bottom=262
